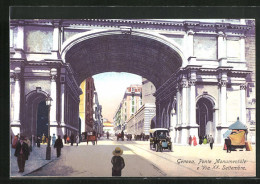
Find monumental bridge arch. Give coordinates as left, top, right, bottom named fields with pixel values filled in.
left=10, top=19, right=253, bottom=145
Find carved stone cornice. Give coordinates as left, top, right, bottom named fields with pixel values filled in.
left=218, top=80, right=227, bottom=87
left=50, top=75, right=57, bottom=82
left=14, top=67, right=22, bottom=81
left=188, top=79, right=196, bottom=86
left=10, top=19, right=252, bottom=36
left=181, top=80, right=188, bottom=88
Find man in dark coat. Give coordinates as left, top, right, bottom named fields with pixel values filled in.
left=63, top=134, right=67, bottom=144
left=225, top=137, right=232, bottom=153
left=208, top=135, right=214, bottom=150
left=70, top=134, right=74, bottom=146
left=107, top=131, right=109, bottom=139
left=14, top=136, right=30, bottom=173
left=111, top=147, right=125, bottom=176
left=121, top=130, right=124, bottom=139
left=54, top=135, right=63, bottom=157
left=36, top=136, right=41, bottom=147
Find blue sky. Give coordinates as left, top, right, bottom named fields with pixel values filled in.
left=93, top=72, right=142, bottom=122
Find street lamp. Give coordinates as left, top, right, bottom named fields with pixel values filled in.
left=45, top=94, right=52, bottom=160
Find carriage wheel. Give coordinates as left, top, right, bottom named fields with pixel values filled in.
left=155, top=144, right=159, bottom=152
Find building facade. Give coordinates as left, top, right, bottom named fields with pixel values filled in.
left=103, top=119, right=114, bottom=136
left=126, top=78, right=156, bottom=135
left=79, top=77, right=103, bottom=133
left=113, top=84, right=142, bottom=132
left=93, top=91, right=103, bottom=135
left=10, top=19, right=255, bottom=145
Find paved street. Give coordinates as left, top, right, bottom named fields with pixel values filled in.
left=22, top=136, right=256, bottom=177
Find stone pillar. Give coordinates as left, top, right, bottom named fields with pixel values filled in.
left=217, top=31, right=226, bottom=59
left=11, top=67, right=22, bottom=136
left=181, top=79, right=188, bottom=144
left=188, top=76, right=199, bottom=138
left=189, top=78, right=196, bottom=126
left=17, top=25, right=24, bottom=49
left=181, top=79, right=188, bottom=126
left=240, top=36, right=246, bottom=61
left=176, top=86, right=180, bottom=125
left=219, top=79, right=227, bottom=126
left=170, top=101, right=177, bottom=145
left=187, top=30, right=194, bottom=58
left=240, top=83, right=246, bottom=124
left=60, top=82, right=65, bottom=125
left=217, top=72, right=228, bottom=145
left=50, top=68, right=58, bottom=136
left=52, top=20, right=61, bottom=59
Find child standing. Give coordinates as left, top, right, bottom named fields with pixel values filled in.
left=111, top=147, right=125, bottom=176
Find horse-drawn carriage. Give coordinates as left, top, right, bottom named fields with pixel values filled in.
left=125, top=134, right=132, bottom=141
left=82, top=132, right=97, bottom=145
left=134, top=133, right=149, bottom=141
left=117, top=133, right=124, bottom=141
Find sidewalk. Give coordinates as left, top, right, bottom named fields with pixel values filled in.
left=10, top=144, right=57, bottom=177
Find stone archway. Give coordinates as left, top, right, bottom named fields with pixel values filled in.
left=196, top=97, right=215, bottom=137
left=61, top=29, right=184, bottom=129
left=24, top=89, right=48, bottom=139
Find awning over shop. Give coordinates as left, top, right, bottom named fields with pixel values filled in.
left=229, top=117, right=247, bottom=130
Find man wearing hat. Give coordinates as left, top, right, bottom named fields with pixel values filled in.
left=111, top=147, right=125, bottom=176
left=14, top=136, right=30, bottom=173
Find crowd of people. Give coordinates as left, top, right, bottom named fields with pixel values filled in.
left=11, top=133, right=72, bottom=173
left=188, top=135, right=215, bottom=149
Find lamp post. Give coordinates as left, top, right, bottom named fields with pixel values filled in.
left=46, top=94, right=52, bottom=160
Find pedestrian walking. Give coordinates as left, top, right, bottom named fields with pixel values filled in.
left=76, top=134, right=79, bottom=146
left=70, top=134, right=74, bottom=146
left=52, top=134, right=57, bottom=146
left=192, top=135, right=197, bottom=146
left=36, top=136, right=41, bottom=147
left=111, top=147, right=125, bottom=177
left=208, top=135, right=214, bottom=150
left=54, top=135, right=63, bottom=158
left=203, top=136, right=207, bottom=144
left=66, top=136, right=70, bottom=144
left=64, top=134, right=67, bottom=144
left=14, top=136, right=30, bottom=173
left=107, top=131, right=109, bottom=139
left=188, top=136, right=192, bottom=146
left=199, top=136, right=203, bottom=145
left=225, top=137, right=232, bottom=153
left=42, top=134, right=45, bottom=144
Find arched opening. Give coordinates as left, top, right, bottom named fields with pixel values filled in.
left=36, top=101, right=48, bottom=137
left=196, top=98, right=214, bottom=137
left=24, top=89, right=48, bottom=139
left=62, top=30, right=184, bottom=133
left=62, top=30, right=184, bottom=88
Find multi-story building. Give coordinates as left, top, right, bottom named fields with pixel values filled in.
left=126, top=78, right=156, bottom=135
left=113, top=84, right=142, bottom=132
left=103, top=118, right=114, bottom=136
left=10, top=19, right=255, bottom=145
left=93, top=91, right=103, bottom=135
left=79, top=77, right=102, bottom=133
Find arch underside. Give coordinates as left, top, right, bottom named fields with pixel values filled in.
left=65, top=34, right=182, bottom=88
